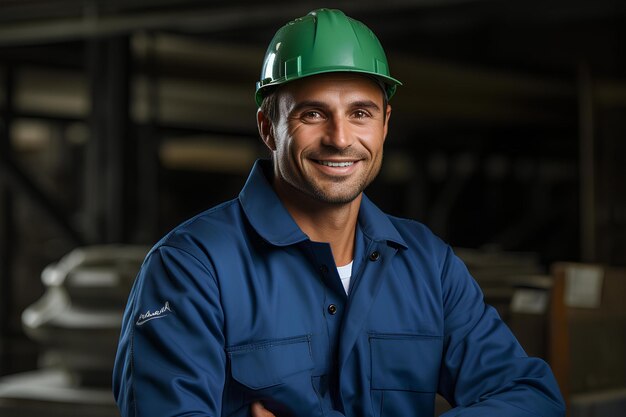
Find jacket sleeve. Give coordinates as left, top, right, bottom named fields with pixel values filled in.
left=436, top=246, right=566, bottom=416
left=113, top=245, right=225, bottom=417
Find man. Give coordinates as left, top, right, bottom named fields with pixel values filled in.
left=113, top=8, right=565, bottom=417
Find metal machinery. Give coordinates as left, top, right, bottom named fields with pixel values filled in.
left=0, top=245, right=147, bottom=417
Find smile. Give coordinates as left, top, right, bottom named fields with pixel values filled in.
left=317, top=160, right=355, bottom=167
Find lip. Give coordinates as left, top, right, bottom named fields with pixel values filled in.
left=317, top=159, right=357, bottom=167
left=312, top=159, right=360, bottom=175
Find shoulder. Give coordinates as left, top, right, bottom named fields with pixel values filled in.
left=387, top=214, right=449, bottom=255
left=146, top=198, right=249, bottom=267
left=383, top=214, right=468, bottom=281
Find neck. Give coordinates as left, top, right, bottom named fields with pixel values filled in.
left=274, top=181, right=360, bottom=267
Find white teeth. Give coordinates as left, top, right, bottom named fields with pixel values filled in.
left=318, top=161, right=354, bottom=167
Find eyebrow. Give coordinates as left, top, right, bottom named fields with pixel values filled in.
left=350, top=100, right=381, bottom=111
left=290, top=99, right=381, bottom=115
left=290, top=100, right=328, bottom=114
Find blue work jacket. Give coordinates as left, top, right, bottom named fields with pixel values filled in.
left=113, top=160, right=565, bottom=416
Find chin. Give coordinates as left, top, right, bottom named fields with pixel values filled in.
left=312, top=189, right=363, bottom=205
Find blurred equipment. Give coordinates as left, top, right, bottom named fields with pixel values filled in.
left=0, top=245, right=147, bottom=417
left=550, top=263, right=626, bottom=417
left=456, top=247, right=552, bottom=359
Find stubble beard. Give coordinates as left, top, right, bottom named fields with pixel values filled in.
left=291, top=154, right=383, bottom=205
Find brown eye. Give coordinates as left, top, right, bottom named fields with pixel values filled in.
left=303, top=110, right=322, bottom=119
left=300, top=110, right=324, bottom=123
left=353, top=110, right=369, bottom=119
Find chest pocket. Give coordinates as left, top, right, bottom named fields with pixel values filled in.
left=228, top=334, right=314, bottom=390
left=227, top=335, right=322, bottom=416
left=369, top=333, right=443, bottom=417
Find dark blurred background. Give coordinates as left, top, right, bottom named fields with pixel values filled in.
left=0, top=0, right=625, bottom=416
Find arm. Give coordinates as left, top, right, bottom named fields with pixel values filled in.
left=113, top=245, right=226, bottom=416
left=437, top=247, right=566, bottom=416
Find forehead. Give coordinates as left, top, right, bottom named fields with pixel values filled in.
left=278, top=73, right=385, bottom=104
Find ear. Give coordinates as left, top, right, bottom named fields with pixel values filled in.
left=382, top=104, right=392, bottom=143
left=257, top=109, right=276, bottom=151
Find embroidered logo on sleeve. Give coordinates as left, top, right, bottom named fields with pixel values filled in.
left=136, top=301, right=172, bottom=326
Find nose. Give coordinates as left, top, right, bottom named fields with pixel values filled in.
left=322, top=115, right=353, bottom=150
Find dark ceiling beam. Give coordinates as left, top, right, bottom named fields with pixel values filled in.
left=0, top=0, right=484, bottom=46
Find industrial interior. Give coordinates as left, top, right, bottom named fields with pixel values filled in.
left=0, top=0, right=625, bottom=416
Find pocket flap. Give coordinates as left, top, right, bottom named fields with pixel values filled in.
left=370, top=334, right=443, bottom=392
left=229, top=335, right=314, bottom=390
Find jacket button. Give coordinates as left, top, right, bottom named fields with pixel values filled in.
left=328, top=304, right=337, bottom=315
left=369, top=251, right=380, bottom=261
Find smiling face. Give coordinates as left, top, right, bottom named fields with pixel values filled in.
left=258, top=73, right=391, bottom=208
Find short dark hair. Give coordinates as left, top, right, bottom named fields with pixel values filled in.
left=259, top=76, right=389, bottom=127
left=259, top=86, right=280, bottom=126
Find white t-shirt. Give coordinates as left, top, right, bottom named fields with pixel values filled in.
left=337, top=261, right=354, bottom=294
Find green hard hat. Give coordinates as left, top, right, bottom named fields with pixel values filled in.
left=255, top=8, right=402, bottom=106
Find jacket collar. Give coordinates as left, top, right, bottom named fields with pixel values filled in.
left=357, top=194, right=407, bottom=249
left=238, top=159, right=407, bottom=249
